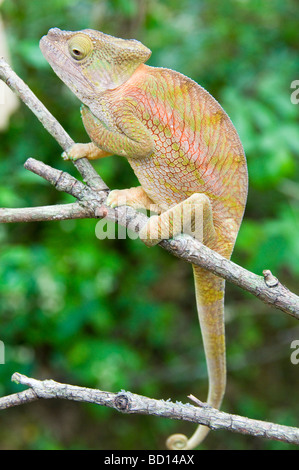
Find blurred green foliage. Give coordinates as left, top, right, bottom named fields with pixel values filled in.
left=0, top=0, right=299, bottom=450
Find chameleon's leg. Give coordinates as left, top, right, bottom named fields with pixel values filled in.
left=81, top=105, right=154, bottom=159
left=62, top=142, right=112, bottom=161
left=139, top=193, right=226, bottom=450
left=107, top=186, right=162, bottom=214
left=139, top=193, right=216, bottom=247
left=63, top=105, right=154, bottom=161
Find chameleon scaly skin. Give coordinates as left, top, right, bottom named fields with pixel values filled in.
left=40, top=28, right=248, bottom=450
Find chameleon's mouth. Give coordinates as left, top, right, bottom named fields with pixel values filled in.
left=40, top=32, right=96, bottom=101
left=40, top=35, right=62, bottom=68
left=40, top=32, right=68, bottom=68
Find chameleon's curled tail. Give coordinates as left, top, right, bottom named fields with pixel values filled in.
left=166, top=265, right=226, bottom=450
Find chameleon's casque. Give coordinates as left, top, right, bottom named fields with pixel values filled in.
left=40, top=28, right=248, bottom=450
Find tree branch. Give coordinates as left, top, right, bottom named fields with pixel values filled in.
left=0, top=372, right=298, bottom=446
left=0, top=58, right=299, bottom=320
left=0, top=58, right=107, bottom=192
left=5, top=157, right=299, bottom=321
left=0, top=203, right=89, bottom=223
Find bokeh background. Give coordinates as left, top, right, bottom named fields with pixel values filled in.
left=0, top=0, right=299, bottom=450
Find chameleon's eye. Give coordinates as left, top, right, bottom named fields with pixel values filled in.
left=68, top=34, right=93, bottom=60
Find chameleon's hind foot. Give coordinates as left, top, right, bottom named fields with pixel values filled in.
left=139, top=192, right=216, bottom=248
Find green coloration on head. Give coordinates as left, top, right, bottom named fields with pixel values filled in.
left=40, top=28, right=151, bottom=108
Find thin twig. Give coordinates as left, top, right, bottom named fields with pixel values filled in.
left=0, top=373, right=297, bottom=446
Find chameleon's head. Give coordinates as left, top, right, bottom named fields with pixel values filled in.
left=40, top=28, right=151, bottom=105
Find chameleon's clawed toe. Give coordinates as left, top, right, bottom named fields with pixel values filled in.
left=139, top=216, right=161, bottom=247
left=61, top=150, right=70, bottom=161
left=61, top=143, right=85, bottom=161
left=106, top=189, right=128, bottom=208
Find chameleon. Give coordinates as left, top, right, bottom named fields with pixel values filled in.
left=40, top=28, right=248, bottom=450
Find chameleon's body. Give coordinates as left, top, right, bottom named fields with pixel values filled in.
left=40, top=28, right=248, bottom=450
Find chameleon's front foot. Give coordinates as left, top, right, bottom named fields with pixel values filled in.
left=62, top=143, right=90, bottom=161
left=62, top=142, right=111, bottom=161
